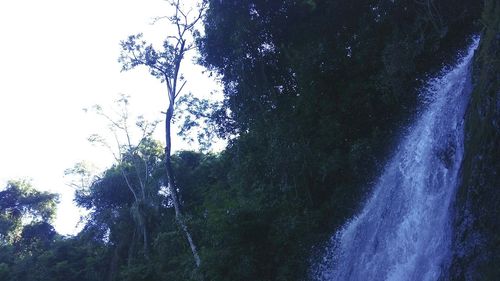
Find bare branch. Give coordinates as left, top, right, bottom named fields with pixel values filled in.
left=121, top=169, right=139, bottom=202
left=175, top=80, right=187, bottom=99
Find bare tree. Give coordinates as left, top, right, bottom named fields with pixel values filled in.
left=86, top=95, right=161, bottom=259
left=118, top=0, right=205, bottom=268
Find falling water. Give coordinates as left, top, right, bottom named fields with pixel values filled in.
left=314, top=37, right=480, bottom=281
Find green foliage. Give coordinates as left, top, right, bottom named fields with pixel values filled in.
left=175, top=93, right=223, bottom=150
left=0, top=236, right=110, bottom=281
left=0, top=180, right=58, bottom=244
left=1, top=1, right=492, bottom=280
left=196, top=0, right=482, bottom=279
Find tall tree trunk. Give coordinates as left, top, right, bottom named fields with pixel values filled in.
left=165, top=103, right=202, bottom=268
left=118, top=0, right=206, bottom=270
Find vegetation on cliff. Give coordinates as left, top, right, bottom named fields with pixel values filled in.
left=1, top=1, right=497, bottom=280
left=450, top=0, right=500, bottom=279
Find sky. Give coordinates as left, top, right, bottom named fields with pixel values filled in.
left=0, top=0, right=220, bottom=235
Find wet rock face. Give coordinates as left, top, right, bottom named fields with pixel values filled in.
left=448, top=0, right=500, bottom=280
left=436, top=136, right=457, bottom=169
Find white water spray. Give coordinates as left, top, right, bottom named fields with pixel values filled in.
left=314, top=38, right=480, bottom=281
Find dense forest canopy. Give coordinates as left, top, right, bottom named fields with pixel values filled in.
left=1, top=0, right=498, bottom=280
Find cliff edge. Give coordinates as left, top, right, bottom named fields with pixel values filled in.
left=449, top=0, right=500, bottom=280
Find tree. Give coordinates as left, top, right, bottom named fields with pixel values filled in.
left=118, top=0, right=205, bottom=268
left=85, top=95, right=162, bottom=259
left=0, top=180, right=58, bottom=245
left=196, top=1, right=482, bottom=279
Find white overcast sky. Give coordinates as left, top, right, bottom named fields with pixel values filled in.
left=0, top=0, right=220, bottom=235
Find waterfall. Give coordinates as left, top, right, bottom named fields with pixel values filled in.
left=314, top=37, right=480, bottom=281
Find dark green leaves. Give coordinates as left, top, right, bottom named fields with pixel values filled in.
left=118, top=33, right=175, bottom=82
left=0, top=180, right=58, bottom=244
